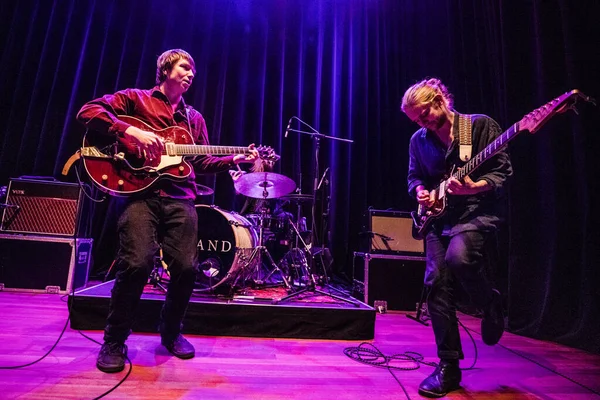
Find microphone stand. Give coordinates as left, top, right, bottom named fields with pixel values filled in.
left=277, top=119, right=357, bottom=306
left=367, top=231, right=395, bottom=252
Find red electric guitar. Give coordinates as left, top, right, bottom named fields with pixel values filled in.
left=411, top=89, right=595, bottom=240
left=81, top=115, right=280, bottom=196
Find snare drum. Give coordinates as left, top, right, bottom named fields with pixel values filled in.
left=195, top=205, right=258, bottom=290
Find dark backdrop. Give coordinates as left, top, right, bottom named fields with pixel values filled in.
left=1, top=0, right=599, bottom=354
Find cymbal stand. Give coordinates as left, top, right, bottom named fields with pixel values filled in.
left=275, top=216, right=359, bottom=306
left=242, top=188, right=291, bottom=289
left=148, top=246, right=169, bottom=292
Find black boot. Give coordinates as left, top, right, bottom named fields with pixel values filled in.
left=418, top=361, right=461, bottom=398
left=162, top=334, right=195, bottom=359
left=96, top=342, right=127, bottom=373
left=481, top=289, right=505, bottom=345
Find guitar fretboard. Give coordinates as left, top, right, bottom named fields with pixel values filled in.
left=453, top=123, right=520, bottom=181
left=167, top=144, right=250, bottom=156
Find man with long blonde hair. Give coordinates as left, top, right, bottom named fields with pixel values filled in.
left=402, top=78, right=512, bottom=397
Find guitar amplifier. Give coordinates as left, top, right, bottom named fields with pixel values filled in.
left=0, top=179, right=85, bottom=237
left=364, top=209, right=424, bottom=256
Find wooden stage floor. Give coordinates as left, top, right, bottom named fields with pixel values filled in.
left=1, top=291, right=599, bottom=399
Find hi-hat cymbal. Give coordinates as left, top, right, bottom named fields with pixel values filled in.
left=195, top=184, right=214, bottom=196
left=280, top=193, right=314, bottom=203
left=234, top=172, right=296, bottom=199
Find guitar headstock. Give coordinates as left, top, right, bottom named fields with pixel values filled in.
left=256, top=145, right=281, bottom=162
left=518, top=89, right=596, bottom=134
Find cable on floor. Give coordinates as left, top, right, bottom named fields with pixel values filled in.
left=0, top=280, right=133, bottom=399
left=343, top=316, right=479, bottom=400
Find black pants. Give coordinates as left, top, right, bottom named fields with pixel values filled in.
left=103, top=197, right=198, bottom=344
left=424, top=229, right=495, bottom=360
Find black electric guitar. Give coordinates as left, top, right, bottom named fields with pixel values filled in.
left=411, top=89, right=595, bottom=240
left=81, top=115, right=279, bottom=196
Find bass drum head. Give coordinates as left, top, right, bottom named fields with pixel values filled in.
left=195, top=205, right=257, bottom=292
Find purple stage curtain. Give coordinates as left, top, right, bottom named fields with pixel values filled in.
left=1, top=0, right=599, bottom=353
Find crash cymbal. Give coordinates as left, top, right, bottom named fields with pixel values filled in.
left=280, top=193, right=314, bottom=203
left=234, top=172, right=296, bottom=199
left=195, top=184, right=214, bottom=196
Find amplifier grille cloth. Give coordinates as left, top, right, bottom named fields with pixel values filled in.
left=2, top=195, right=78, bottom=236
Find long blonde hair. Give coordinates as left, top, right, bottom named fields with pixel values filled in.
left=401, top=78, right=454, bottom=112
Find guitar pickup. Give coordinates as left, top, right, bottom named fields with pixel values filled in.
left=165, top=143, right=176, bottom=156
left=80, top=146, right=110, bottom=158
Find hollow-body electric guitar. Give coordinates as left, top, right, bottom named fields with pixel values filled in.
left=81, top=115, right=279, bottom=196
left=411, top=89, right=595, bottom=240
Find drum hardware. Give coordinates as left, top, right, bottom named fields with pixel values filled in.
left=234, top=172, right=296, bottom=289
left=278, top=117, right=357, bottom=306
left=274, top=210, right=358, bottom=306
left=148, top=246, right=170, bottom=292
left=104, top=246, right=170, bottom=290
left=278, top=245, right=310, bottom=287
left=275, top=188, right=311, bottom=285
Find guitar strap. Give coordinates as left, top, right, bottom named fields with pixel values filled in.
left=182, top=99, right=193, bottom=134
left=458, top=113, right=473, bottom=161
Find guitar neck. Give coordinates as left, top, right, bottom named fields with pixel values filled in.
left=427, top=89, right=594, bottom=195
left=453, top=123, right=521, bottom=181
left=113, top=114, right=276, bottom=159
left=167, top=144, right=250, bottom=156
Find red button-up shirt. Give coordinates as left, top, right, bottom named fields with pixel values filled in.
left=77, top=86, right=235, bottom=199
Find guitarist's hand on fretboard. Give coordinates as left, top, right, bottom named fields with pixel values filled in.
left=232, top=143, right=260, bottom=165
left=124, top=125, right=165, bottom=160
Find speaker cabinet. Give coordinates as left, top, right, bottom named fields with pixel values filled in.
left=0, top=234, right=92, bottom=294
left=1, top=179, right=84, bottom=236
left=353, top=252, right=425, bottom=311
left=366, top=209, right=424, bottom=256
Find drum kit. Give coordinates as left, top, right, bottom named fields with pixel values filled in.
left=192, top=171, right=359, bottom=306
left=194, top=171, right=315, bottom=295
left=190, top=116, right=360, bottom=303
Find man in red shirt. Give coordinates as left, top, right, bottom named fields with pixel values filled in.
left=78, top=49, right=258, bottom=373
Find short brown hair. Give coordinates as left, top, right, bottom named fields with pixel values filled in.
left=401, top=78, right=454, bottom=112
left=156, top=49, right=196, bottom=85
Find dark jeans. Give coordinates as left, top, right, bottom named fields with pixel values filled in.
left=104, top=197, right=198, bottom=344
left=424, top=229, right=495, bottom=360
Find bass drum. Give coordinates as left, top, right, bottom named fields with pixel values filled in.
left=195, top=205, right=258, bottom=292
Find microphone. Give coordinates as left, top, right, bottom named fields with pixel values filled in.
left=284, top=117, right=293, bottom=138
left=0, top=203, right=20, bottom=209
left=317, top=167, right=330, bottom=190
